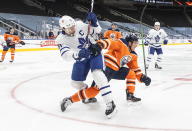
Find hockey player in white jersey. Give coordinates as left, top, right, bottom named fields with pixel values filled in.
left=145, top=22, right=168, bottom=69
left=55, top=12, right=117, bottom=118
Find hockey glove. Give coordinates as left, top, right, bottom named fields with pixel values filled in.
left=86, top=12, right=98, bottom=27
left=163, top=40, right=168, bottom=45
left=89, top=44, right=102, bottom=56
left=144, top=41, right=149, bottom=46
left=140, top=74, right=151, bottom=86
left=19, top=41, right=25, bottom=45
left=73, top=49, right=91, bottom=61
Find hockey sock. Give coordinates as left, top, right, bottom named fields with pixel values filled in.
left=1, top=51, right=7, bottom=61
left=92, top=69, right=113, bottom=104
left=10, top=48, right=15, bottom=61
left=156, top=54, right=162, bottom=66
left=146, top=54, right=153, bottom=67
left=126, top=70, right=136, bottom=94
left=71, top=86, right=99, bottom=103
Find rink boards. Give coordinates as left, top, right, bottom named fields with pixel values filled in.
left=0, top=39, right=192, bottom=52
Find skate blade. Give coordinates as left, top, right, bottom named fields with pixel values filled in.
left=106, top=108, right=117, bottom=119
left=127, top=101, right=142, bottom=107
left=82, top=100, right=97, bottom=104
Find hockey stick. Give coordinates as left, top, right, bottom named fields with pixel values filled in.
left=90, top=0, right=94, bottom=12
left=139, top=4, right=148, bottom=76
left=84, top=0, right=94, bottom=49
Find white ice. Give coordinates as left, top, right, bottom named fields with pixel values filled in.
left=0, top=44, right=192, bottom=131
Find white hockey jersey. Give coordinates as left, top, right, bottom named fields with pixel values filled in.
left=146, top=28, right=168, bottom=48
left=55, top=20, right=102, bottom=61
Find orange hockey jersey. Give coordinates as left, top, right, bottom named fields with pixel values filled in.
left=98, top=39, right=132, bottom=71
left=4, top=33, right=20, bottom=44
left=98, top=38, right=143, bottom=81
left=104, top=29, right=122, bottom=39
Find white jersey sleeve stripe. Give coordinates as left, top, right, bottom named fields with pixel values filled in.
left=61, top=50, right=70, bottom=56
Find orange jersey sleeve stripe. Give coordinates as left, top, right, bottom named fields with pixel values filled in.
left=104, top=55, right=120, bottom=69
left=104, top=54, right=117, bottom=62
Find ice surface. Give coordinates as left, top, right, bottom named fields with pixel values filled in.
left=0, top=44, right=192, bottom=131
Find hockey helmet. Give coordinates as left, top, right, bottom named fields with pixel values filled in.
left=154, top=22, right=160, bottom=26
left=125, top=34, right=138, bottom=43
left=59, top=15, right=76, bottom=29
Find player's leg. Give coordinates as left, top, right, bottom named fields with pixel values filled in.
left=10, top=47, right=15, bottom=63
left=70, top=85, right=99, bottom=103
left=125, top=70, right=141, bottom=102
left=71, top=61, right=97, bottom=104
left=69, top=66, right=116, bottom=106
left=112, top=67, right=141, bottom=102
left=61, top=60, right=95, bottom=111
left=90, top=54, right=117, bottom=118
left=0, top=46, right=9, bottom=62
left=146, top=46, right=155, bottom=69
left=155, top=47, right=163, bottom=69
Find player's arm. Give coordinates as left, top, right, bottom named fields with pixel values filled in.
left=13, top=36, right=26, bottom=45
left=14, top=35, right=21, bottom=43
left=89, top=39, right=119, bottom=57
left=57, top=43, right=73, bottom=61
left=55, top=34, right=73, bottom=61
left=104, top=30, right=109, bottom=39
left=56, top=34, right=90, bottom=61
left=127, top=54, right=142, bottom=80
left=97, top=39, right=119, bottom=51
left=144, top=30, right=153, bottom=45
left=127, top=54, right=151, bottom=86
left=162, top=29, right=168, bottom=44
left=86, top=12, right=102, bottom=35
left=117, top=31, right=123, bottom=39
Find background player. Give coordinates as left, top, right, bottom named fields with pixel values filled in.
left=56, top=13, right=117, bottom=118
left=145, top=22, right=168, bottom=69
left=104, top=23, right=122, bottom=40
left=0, top=28, right=24, bottom=63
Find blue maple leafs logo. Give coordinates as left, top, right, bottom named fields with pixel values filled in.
left=78, top=38, right=92, bottom=49
left=155, top=35, right=160, bottom=43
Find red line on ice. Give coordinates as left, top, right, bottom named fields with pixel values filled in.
left=10, top=72, right=192, bottom=131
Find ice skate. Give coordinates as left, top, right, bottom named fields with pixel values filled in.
left=126, top=89, right=141, bottom=102
left=155, top=62, right=162, bottom=69
left=9, top=60, right=14, bottom=63
left=105, top=101, right=117, bottom=119
left=82, top=97, right=97, bottom=104
left=60, top=97, right=72, bottom=112
left=146, top=65, right=149, bottom=69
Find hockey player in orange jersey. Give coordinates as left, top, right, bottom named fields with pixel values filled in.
left=61, top=35, right=151, bottom=112
left=0, top=28, right=25, bottom=63
left=104, top=23, right=122, bottom=40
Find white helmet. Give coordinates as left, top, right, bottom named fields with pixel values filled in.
left=154, top=22, right=160, bottom=26
left=59, top=15, right=76, bottom=29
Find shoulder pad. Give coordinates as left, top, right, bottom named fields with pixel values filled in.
left=115, top=29, right=120, bottom=32
left=131, top=51, right=137, bottom=55
left=120, top=38, right=128, bottom=46
left=108, top=28, right=112, bottom=30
